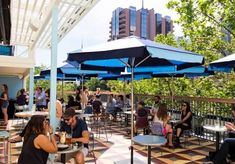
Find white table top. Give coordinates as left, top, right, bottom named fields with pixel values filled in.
left=170, top=119, right=180, bottom=123
left=15, top=111, right=49, bottom=118
left=132, top=135, right=167, bottom=146
left=203, top=125, right=227, bottom=132
left=75, top=110, right=83, bottom=114
left=123, top=111, right=132, bottom=115
left=78, top=113, right=93, bottom=118
left=122, top=107, right=131, bottom=111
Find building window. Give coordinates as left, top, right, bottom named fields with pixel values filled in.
left=155, top=13, right=162, bottom=34
left=141, top=9, right=148, bottom=38
left=165, top=16, right=171, bottom=35
left=129, top=6, right=136, bottom=35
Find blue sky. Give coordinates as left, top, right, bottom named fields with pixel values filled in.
left=35, top=0, right=183, bottom=67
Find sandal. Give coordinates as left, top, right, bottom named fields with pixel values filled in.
left=167, top=144, right=175, bottom=149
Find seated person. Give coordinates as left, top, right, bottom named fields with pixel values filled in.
left=205, top=123, right=235, bottom=164
left=18, top=115, right=57, bottom=163
left=112, top=95, right=124, bottom=121
left=106, top=94, right=116, bottom=115
left=42, top=89, right=62, bottom=127
left=60, top=108, right=89, bottom=164
left=66, top=95, right=81, bottom=109
left=205, top=106, right=235, bottom=164
left=151, top=103, right=173, bottom=148
left=124, top=94, right=131, bottom=108
left=134, top=101, right=149, bottom=135
left=174, top=101, right=192, bottom=148
left=92, top=95, right=103, bottom=115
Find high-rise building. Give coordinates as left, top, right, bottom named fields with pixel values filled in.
left=109, top=6, right=174, bottom=41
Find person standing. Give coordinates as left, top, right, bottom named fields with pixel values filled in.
left=42, top=89, right=62, bottom=128
left=35, top=87, right=47, bottom=111
left=0, top=84, right=9, bottom=125
left=80, top=86, right=89, bottom=109
left=16, top=88, right=28, bottom=106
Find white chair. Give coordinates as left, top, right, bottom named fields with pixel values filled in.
left=13, top=104, right=28, bottom=127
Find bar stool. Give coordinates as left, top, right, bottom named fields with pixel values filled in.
left=0, top=131, right=10, bottom=163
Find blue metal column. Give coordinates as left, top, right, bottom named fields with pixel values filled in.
left=50, top=3, right=58, bottom=132
left=28, top=67, right=34, bottom=111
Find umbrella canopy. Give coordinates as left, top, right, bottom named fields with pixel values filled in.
left=40, top=63, right=108, bottom=77
left=208, top=53, right=235, bottom=72
left=66, top=36, right=205, bottom=154
left=34, top=75, right=78, bottom=81
left=67, top=36, right=204, bottom=71
left=152, top=66, right=214, bottom=77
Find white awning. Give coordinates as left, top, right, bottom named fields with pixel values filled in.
left=10, top=0, right=100, bottom=48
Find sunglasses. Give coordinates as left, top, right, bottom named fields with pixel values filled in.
left=64, top=117, right=71, bottom=122
left=181, top=104, right=187, bottom=107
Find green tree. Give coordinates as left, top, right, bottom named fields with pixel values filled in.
left=166, top=0, right=235, bottom=63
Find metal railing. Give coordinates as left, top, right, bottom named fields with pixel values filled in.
left=135, top=94, right=235, bottom=142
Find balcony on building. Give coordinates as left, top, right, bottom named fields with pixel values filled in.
left=119, top=28, right=126, bottom=34
left=119, top=24, right=126, bottom=29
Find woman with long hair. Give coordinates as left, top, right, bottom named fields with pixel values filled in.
left=174, top=101, right=192, bottom=148
left=0, top=84, right=9, bottom=125
left=156, top=103, right=173, bottom=148
left=18, top=115, right=57, bottom=164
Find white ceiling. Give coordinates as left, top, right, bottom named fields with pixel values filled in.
left=0, top=0, right=99, bottom=78
left=0, top=66, right=29, bottom=78
left=10, top=0, right=100, bottom=48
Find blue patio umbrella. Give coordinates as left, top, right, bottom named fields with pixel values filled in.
left=208, top=53, right=235, bottom=72
left=40, top=63, right=108, bottom=98
left=40, top=63, right=108, bottom=90
left=101, top=66, right=213, bottom=110
left=34, top=75, right=78, bottom=81
left=66, top=36, right=205, bottom=162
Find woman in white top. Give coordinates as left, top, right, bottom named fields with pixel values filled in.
left=151, top=103, right=173, bottom=148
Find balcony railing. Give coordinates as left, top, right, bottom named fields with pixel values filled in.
left=135, top=94, right=235, bottom=143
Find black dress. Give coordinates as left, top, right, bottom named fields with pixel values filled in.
left=18, top=134, right=49, bottom=164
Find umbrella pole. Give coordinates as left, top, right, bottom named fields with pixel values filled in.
left=171, top=75, right=174, bottom=115
left=130, top=65, right=134, bottom=164
left=62, top=74, right=64, bottom=100
left=82, top=74, right=84, bottom=112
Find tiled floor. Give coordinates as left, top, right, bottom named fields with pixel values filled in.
left=0, top=119, right=214, bottom=164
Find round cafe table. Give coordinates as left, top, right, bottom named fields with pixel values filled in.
left=132, top=135, right=167, bottom=164
left=57, top=145, right=81, bottom=164
left=203, top=125, right=227, bottom=151
left=15, top=111, right=49, bottom=118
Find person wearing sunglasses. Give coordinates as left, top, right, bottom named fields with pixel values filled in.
left=174, top=101, right=192, bottom=148
left=59, top=107, right=89, bottom=164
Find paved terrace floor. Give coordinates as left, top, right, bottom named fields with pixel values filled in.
left=0, top=119, right=214, bottom=164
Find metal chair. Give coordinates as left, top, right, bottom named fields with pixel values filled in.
left=0, top=131, right=10, bottom=163
left=13, top=103, right=26, bottom=126
left=88, top=132, right=96, bottom=164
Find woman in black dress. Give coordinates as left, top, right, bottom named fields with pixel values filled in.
left=18, top=115, right=57, bottom=164
left=174, top=101, right=192, bottom=147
